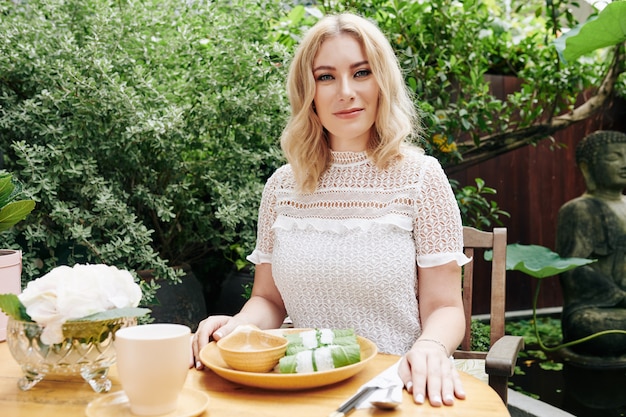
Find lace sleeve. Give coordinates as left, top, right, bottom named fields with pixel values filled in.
left=414, top=157, right=470, bottom=267
left=246, top=169, right=282, bottom=264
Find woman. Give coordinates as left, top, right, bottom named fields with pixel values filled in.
left=192, top=13, right=470, bottom=407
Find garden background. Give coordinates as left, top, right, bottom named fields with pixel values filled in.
left=0, top=0, right=625, bottom=321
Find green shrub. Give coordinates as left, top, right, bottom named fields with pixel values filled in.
left=0, top=0, right=288, bottom=296
left=451, top=178, right=510, bottom=229
left=470, top=319, right=492, bottom=352
left=506, top=316, right=563, bottom=348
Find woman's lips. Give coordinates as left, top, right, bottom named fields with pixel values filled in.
left=334, top=108, right=363, bottom=118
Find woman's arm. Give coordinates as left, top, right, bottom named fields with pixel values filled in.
left=234, top=263, right=288, bottom=331
left=398, top=260, right=466, bottom=406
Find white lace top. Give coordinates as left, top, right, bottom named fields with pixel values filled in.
left=247, top=147, right=470, bottom=355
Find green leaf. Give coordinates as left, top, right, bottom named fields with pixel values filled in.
left=554, top=1, right=626, bottom=63
left=485, top=244, right=596, bottom=279
left=72, top=307, right=151, bottom=322
left=0, top=200, right=36, bottom=232
left=539, top=361, right=563, bottom=372
left=0, top=294, right=31, bottom=321
left=330, top=343, right=361, bottom=368
left=0, top=175, right=15, bottom=207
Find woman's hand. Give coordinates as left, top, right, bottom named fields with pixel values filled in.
left=398, top=341, right=465, bottom=406
left=191, top=315, right=240, bottom=369
left=191, top=263, right=287, bottom=370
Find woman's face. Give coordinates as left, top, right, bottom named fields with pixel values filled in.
left=312, top=34, right=379, bottom=152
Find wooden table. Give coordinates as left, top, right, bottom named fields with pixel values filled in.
left=0, top=341, right=510, bottom=416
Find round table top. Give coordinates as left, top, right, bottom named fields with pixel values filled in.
left=0, top=340, right=510, bottom=417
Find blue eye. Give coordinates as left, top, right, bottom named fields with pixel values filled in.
left=355, top=69, right=372, bottom=78
left=316, top=74, right=333, bottom=81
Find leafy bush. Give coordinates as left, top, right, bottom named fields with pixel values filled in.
left=506, top=316, right=564, bottom=349
left=451, top=178, right=510, bottom=229
left=470, top=319, right=492, bottom=352
left=506, top=316, right=564, bottom=372
left=0, top=0, right=288, bottom=295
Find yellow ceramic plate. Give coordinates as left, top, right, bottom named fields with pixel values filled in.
left=199, top=328, right=377, bottom=390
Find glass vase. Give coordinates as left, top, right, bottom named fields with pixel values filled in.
left=6, top=316, right=136, bottom=392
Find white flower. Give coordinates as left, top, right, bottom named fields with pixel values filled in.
left=19, top=264, right=142, bottom=344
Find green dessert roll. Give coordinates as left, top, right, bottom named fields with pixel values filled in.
left=284, top=328, right=357, bottom=355
left=278, top=344, right=361, bottom=373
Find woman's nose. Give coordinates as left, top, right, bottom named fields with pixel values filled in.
left=337, top=76, right=355, bottom=100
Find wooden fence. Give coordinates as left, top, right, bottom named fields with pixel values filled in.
left=447, top=75, right=626, bottom=315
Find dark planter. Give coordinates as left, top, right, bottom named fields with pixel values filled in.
left=137, top=264, right=207, bottom=332
left=562, top=363, right=626, bottom=415
left=208, top=269, right=253, bottom=316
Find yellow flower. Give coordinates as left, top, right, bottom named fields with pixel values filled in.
left=432, top=133, right=446, bottom=145
left=432, top=134, right=457, bottom=153
left=440, top=142, right=458, bottom=153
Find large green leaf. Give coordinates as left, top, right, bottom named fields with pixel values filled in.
left=0, top=294, right=31, bottom=321
left=0, top=200, right=36, bottom=232
left=0, top=175, right=15, bottom=207
left=486, top=243, right=595, bottom=279
left=554, top=1, right=626, bottom=63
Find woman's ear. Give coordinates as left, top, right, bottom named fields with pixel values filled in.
left=579, top=161, right=596, bottom=192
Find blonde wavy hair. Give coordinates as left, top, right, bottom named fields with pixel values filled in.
left=281, top=13, right=420, bottom=193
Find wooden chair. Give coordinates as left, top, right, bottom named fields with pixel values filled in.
left=453, top=226, right=524, bottom=405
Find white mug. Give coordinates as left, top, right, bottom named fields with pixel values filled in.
left=114, top=323, right=191, bottom=416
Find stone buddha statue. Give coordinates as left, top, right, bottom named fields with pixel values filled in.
left=556, top=130, right=626, bottom=358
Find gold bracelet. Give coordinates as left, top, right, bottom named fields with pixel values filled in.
left=416, top=338, right=448, bottom=355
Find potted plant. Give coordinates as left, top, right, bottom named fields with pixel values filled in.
left=0, top=264, right=149, bottom=392
left=0, top=173, right=35, bottom=233
left=0, top=173, right=35, bottom=342
left=498, top=243, right=626, bottom=415
left=487, top=244, right=626, bottom=353
left=210, top=244, right=255, bottom=315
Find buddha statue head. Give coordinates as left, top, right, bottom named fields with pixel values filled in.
left=575, top=130, right=626, bottom=195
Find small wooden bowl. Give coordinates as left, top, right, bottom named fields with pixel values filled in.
left=217, top=327, right=288, bottom=373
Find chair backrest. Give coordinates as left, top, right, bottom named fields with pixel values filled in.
left=456, top=226, right=508, bottom=357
